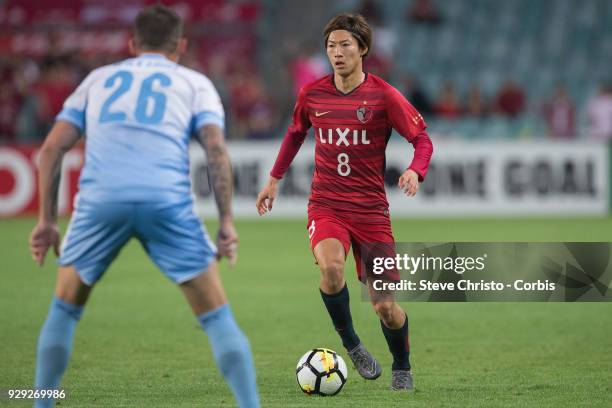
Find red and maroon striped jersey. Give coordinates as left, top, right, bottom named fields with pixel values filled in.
left=270, top=73, right=433, bottom=214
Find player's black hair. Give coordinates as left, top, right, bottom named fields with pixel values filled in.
left=134, top=4, right=183, bottom=53
left=323, top=13, right=372, bottom=58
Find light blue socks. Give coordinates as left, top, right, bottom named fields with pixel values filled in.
left=34, top=297, right=83, bottom=408
left=198, top=304, right=260, bottom=408
left=34, top=299, right=259, bottom=407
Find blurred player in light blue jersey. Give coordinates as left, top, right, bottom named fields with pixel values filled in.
left=28, top=5, right=259, bottom=408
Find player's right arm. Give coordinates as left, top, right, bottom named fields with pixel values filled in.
left=196, top=124, right=238, bottom=265
left=191, top=74, right=238, bottom=265
left=256, top=88, right=311, bottom=215
left=29, top=122, right=81, bottom=266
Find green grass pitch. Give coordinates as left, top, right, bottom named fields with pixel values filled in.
left=1, top=217, right=611, bottom=407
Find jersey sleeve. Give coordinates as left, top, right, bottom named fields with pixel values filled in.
left=192, top=76, right=225, bottom=131
left=56, top=72, right=96, bottom=132
left=386, top=86, right=433, bottom=181
left=270, top=87, right=311, bottom=179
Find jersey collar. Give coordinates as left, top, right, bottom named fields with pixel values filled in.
left=138, top=53, right=169, bottom=60
left=332, top=72, right=369, bottom=96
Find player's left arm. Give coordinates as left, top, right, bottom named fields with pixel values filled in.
left=30, top=71, right=94, bottom=265
left=386, top=86, right=434, bottom=197
left=29, top=121, right=81, bottom=266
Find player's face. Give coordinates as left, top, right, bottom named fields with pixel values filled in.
left=326, top=30, right=365, bottom=77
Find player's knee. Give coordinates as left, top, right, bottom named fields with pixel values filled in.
left=373, top=301, right=395, bottom=325
left=318, top=257, right=345, bottom=290
left=55, top=267, right=92, bottom=306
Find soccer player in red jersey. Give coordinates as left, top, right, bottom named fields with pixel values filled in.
left=256, top=13, right=433, bottom=391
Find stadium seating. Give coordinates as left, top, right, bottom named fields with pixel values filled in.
left=1, top=0, right=610, bottom=141
left=365, top=0, right=611, bottom=139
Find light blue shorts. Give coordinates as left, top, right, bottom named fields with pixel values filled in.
left=59, top=198, right=217, bottom=285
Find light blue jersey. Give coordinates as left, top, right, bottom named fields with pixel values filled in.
left=57, top=53, right=224, bottom=203
left=57, top=53, right=220, bottom=285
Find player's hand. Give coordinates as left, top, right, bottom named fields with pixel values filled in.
left=398, top=169, right=420, bottom=197
left=29, top=221, right=61, bottom=266
left=256, top=177, right=279, bottom=216
left=217, top=219, right=238, bottom=267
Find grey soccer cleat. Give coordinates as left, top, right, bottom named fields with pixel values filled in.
left=391, top=370, right=414, bottom=391
left=347, top=343, right=382, bottom=380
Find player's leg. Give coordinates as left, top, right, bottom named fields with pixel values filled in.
left=137, top=201, right=259, bottom=408
left=310, top=213, right=360, bottom=350
left=179, top=261, right=226, bottom=315
left=35, top=267, right=92, bottom=408
left=315, top=237, right=347, bottom=293
left=314, top=238, right=361, bottom=349
left=309, top=212, right=354, bottom=338
left=353, top=219, right=413, bottom=390
left=368, top=290, right=413, bottom=390
left=35, top=201, right=133, bottom=407
left=309, top=212, right=381, bottom=379
left=178, top=263, right=259, bottom=408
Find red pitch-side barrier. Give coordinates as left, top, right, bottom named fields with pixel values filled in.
left=0, top=145, right=83, bottom=217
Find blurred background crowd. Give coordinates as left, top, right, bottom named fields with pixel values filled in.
left=0, top=0, right=611, bottom=143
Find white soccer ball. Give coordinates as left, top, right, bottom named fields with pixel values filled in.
left=296, top=348, right=348, bottom=396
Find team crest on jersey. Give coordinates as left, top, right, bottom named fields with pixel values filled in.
left=356, top=106, right=373, bottom=123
